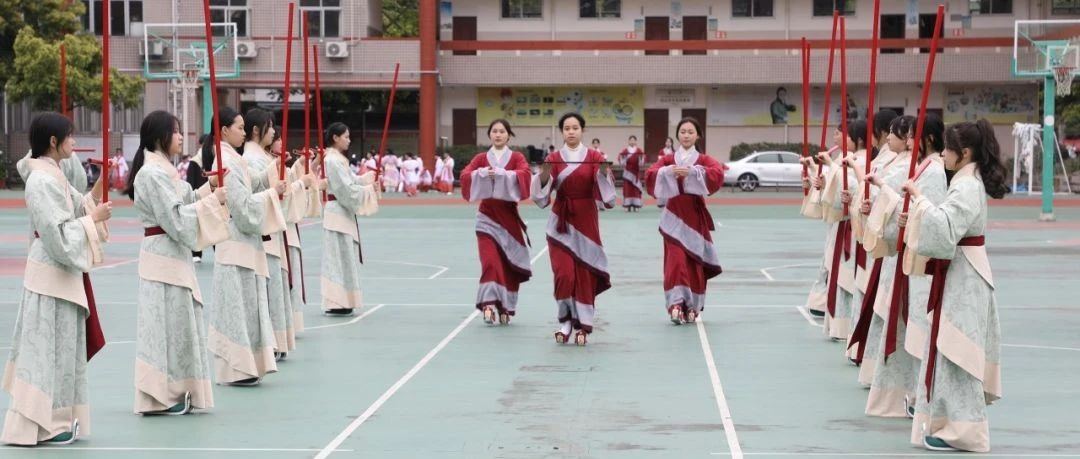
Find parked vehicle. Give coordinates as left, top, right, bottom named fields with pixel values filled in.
left=723, top=151, right=803, bottom=192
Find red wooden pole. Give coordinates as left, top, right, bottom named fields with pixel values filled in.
left=897, top=5, right=945, bottom=252
left=864, top=0, right=881, bottom=200
left=302, top=11, right=311, bottom=174
left=376, top=63, right=401, bottom=176
left=101, top=0, right=110, bottom=203
left=817, top=10, right=839, bottom=178
left=201, top=0, right=226, bottom=180
left=280, top=3, right=295, bottom=182
left=313, top=44, right=326, bottom=202
left=839, top=16, right=849, bottom=199
left=801, top=37, right=810, bottom=196
left=60, top=44, right=69, bottom=119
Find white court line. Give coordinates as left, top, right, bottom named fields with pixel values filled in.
left=722, top=453, right=1080, bottom=457
left=313, top=310, right=480, bottom=459
left=313, top=246, right=546, bottom=458
left=98, top=258, right=139, bottom=270
left=696, top=318, right=743, bottom=459
left=305, top=304, right=387, bottom=330
left=0, top=447, right=353, bottom=453
left=1003, top=343, right=1080, bottom=352
left=759, top=262, right=818, bottom=281
left=530, top=245, right=549, bottom=265
left=796, top=306, right=824, bottom=328
left=427, top=266, right=449, bottom=279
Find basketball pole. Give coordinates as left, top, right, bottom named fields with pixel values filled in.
left=1040, top=73, right=1056, bottom=222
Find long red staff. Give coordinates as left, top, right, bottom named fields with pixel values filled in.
left=801, top=37, right=810, bottom=196
left=201, top=0, right=227, bottom=182
left=883, top=5, right=945, bottom=364
left=839, top=16, right=849, bottom=198
left=864, top=0, right=882, bottom=202
left=314, top=44, right=326, bottom=202
left=60, top=44, right=69, bottom=119
left=825, top=14, right=851, bottom=320
left=302, top=11, right=312, bottom=175
left=101, top=0, right=110, bottom=203
left=279, top=3, right=295, bottom=185
left=376, top=63, right=401, bottom=184
left=816, top=10, right=839, bottom=180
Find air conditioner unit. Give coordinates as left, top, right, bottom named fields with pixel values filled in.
left=144, top=41, right=166, bottom=59
left=325, top=41, right=349, bottom=58
left=236, top=40, right=257, bottom=59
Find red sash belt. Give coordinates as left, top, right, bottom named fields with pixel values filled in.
left=924, top=235, right=985, bottom=401
left=144, top=226, right=166, bottom=237
left=326, top=194, right=364, bottom=264
left=32, top=231, right=106, bottom=361
left=825, top=219, right=852, bottom=317
left=883, top=252, right=910, bottom=362
left=847, top=257, right=884, bottom=363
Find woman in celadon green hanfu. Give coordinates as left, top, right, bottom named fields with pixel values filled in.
left=208, top=106, right=287, bottom=386
left=2, top=112, right=112, bottom=445
left=320, top=122, right=379, bottom=316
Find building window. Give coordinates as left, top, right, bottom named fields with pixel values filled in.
left=502, top=0, right=543, bottom=19
left=81, top=0, right=144, bottom=36
left=813, top=0, right=855, bottom=16
left=301, top=0, right=341, bottom=38
left=1053, top=0, right=1080, bottom=15
left=973, top=0, right=1013, bottom=14
left=733, top=0, right=773, bottom=18
left=580, top=0, right=620, bottom=18
left=210, top=0, right=249, bottom=37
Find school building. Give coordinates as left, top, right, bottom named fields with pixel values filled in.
left=2, top=0, right=1078, bottom=169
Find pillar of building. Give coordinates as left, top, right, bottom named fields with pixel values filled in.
left=419, top=0, right=438, bottom=172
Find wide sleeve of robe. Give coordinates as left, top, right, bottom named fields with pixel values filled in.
left=26, top=172, right=104, bottom=272
left=137, top=165, right=230, bottom=251
left=910, top=177, right=984, bottom=260
left=327, top=157, right=378, bottom=216
left=220, top=149, right=285, bottom=236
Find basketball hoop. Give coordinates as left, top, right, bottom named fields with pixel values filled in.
left=1053, top=65, right=1075, bottom=96
left=181, top=64, right=201, bottom=87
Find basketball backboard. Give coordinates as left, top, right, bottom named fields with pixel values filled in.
left=142, top=22, right=240, bottom=81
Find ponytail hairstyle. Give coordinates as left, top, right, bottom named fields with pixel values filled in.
left=126, top=110, right=180, bottom=200
left=325, top=122, right=349, bottom=151
left=201, top=106, right=241, bottom=170
left=28, top=112, right=75, bottom=158
left=873, top=109, right=899, bottom=145
left=889, top=115, right=917, bottom=141
left=944, top=119, right=1009, bottom=199
left=917, top=114, right=945, bottom=160
left=844, top=118, right=872, bottom=158
left=243, top=107, right=275, bottom=147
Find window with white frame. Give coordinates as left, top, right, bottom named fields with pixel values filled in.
left=81, top=0, right=144, bottom=36
left=580, top=0, right=620, bottom=18
left=502, top=0, right=543, bottom=19
left=210, top=0, right=250, bottom=37
left=972, top=0, right=1013, bottom=14
left=1053, top=0, right=1080, bottom=15
left=733, top=0, right=773, bottom=18
left=812, top=0, right=855, bottom=16
left=301, top=0, right=342, bottom=38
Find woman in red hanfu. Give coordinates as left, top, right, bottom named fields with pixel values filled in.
left=645, top=118, right=725, bottom=324
left=531, top=112, right=616, bottom=346
left=460, top=119, right=533, bottom=326
left=616, top=135, right=645, bottom=211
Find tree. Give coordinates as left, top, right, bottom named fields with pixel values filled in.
left=382, top=0, right=419, bottom=37
left=0, top=0, right=85, bottom=90
left=6, top=28, right=145, bottom=111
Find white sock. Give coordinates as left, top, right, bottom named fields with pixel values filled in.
left=559, top=321, right=572, bottom=335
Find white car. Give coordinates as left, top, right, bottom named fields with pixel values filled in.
left=723, top=151, right=804, bottom=192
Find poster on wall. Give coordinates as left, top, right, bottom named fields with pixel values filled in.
left=439, top=2, right=452, bottom=30
left=707, top=85, right=869, bottom=127
left=477, top=87, right=644, bottom=127
left=944, top=85, right=1038, bottom=124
